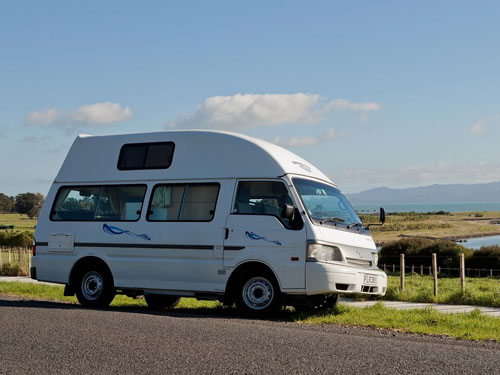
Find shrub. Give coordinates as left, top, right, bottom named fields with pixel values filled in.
left=379, top=238, right=471, bottom=268
left=0, top=264, right=27, bottom=276
left=468, top=246, right=500, bottom=270
left=0, top=231, right=33, bottom=247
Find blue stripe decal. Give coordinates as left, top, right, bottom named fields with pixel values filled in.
left=245, top=231, right=282, bottom=246
left=103, top=224, right=151, bottom=241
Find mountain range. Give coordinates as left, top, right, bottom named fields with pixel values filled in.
left=346, top=181, right=500, bottom=204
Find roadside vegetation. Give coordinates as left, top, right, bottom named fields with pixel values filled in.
left=0, top=213, right=37, bottom=233
left=1, top=281, right=499, bottom=341
left=381, top=275, right=500, bottom=307
left=360, top=211, right=500, bottom=245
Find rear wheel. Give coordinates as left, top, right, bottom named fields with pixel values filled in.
left=145, top=295, right=180, bottom=310
left=75, top=264, right=115, bottom=308
left=235, top=271, right=283, bottom=316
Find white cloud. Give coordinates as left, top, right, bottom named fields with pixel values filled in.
left=167, top=93, right=381, bottom=130
left=271, top=128, right=347, bottom=148
left=469, top=121, right=486, bottom=135
left=25, top=108, right=63, bottom=126
left=71, top=102, right=133, bottom=124
left=334, top=161, right=500, bottom=193
left=25, top=102, right=133, bottom=128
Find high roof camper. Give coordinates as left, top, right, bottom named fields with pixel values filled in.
left=32, top=130, right=387, bottom=315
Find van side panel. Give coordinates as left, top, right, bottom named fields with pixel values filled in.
left=33, top=180, right=235, bottom=293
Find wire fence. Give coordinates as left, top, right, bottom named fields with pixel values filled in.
left=380, top=263, right=500, bottom=278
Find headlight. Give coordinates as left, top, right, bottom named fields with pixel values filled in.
left=372, top=252, right=378, bottom=266
left=307, top=243, right=343, bottom=262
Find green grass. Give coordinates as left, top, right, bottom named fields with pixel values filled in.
left=2, top=281, right=500, bottom=341
left=297, top=303, right=500, bottom=341
left=382, top=275, right=500, bottom=307
left=0, top=213, right=38, bottom=233
left=0, top=281, right=220, bottom=308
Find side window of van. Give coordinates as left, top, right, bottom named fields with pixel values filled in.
left=51, top=185, right=147, bottom=221
left=148, top=183, right=219, bottom=222
left=118, top=142, right=174, bottom=170
left=234, top=181, right=295, bottom=227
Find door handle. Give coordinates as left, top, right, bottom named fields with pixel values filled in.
left=224, top=227, right=229, bottom=240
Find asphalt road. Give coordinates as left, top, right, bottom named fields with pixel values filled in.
left=1, top=297, right=500, bottom=375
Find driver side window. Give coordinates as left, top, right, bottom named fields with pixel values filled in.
left=233, top=180, right=296, bottom=227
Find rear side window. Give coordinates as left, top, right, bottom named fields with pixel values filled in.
left=118, top=142, right=174, bottom=170
left=51, top=185, right=147, bottom=221
left=148, top=183, right=220, bottom=222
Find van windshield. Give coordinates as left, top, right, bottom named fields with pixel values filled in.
left=293, top=178, right=363, bottom=230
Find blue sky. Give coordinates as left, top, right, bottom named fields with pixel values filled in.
left=1, top=1, right=499, bottom=196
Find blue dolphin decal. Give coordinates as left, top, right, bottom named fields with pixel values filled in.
left=103, top=224, right=151, bottom=241
left=245, top=231, right=282, bottom=246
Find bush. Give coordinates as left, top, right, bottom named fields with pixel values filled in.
left=0, top=231, right=33, bottom=247
left=0, top=264, right=27, bottom=276
left=380, top=238, right=471, bottom=268
left=468, top=246, right=500, bottom=270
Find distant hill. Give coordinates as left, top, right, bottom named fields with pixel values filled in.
left=346, top=181, right=500, bottom=204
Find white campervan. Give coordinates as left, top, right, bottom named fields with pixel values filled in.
left=32, top=130, right=387, bottom=315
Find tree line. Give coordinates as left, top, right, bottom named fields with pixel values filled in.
left=0, top=193, right=45, bottom=219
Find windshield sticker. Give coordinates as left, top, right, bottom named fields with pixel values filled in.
left=292, top=161, right=312, bottom=172
left=245, top=231, right=282, bottom=246
left=103, top=224, right=151, bottom=241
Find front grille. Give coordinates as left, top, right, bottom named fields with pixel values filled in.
left=346, top=258, right=372, bottom=268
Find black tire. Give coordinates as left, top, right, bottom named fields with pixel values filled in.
left=234, top=270, right=283, bottom=317
left=144, top=295, right=180, bottom=310
left=75, top=263, right=115, bottom=308
left=294, top=294, right=338, bottom=312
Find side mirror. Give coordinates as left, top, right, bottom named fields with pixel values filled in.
left=380, top=207, right=386, bottom=225
left=280, top=204, right=295, bottom=220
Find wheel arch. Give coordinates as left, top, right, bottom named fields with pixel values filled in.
left=224, top=260, right=282, bottom=305
left=68, top=256, right=114, bottom=288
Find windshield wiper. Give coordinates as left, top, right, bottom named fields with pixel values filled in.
left=346, top=222, right=365, bottom=230
left=319, top=217, right=345, bottom=225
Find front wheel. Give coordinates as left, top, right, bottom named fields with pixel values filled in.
left=145, top=295, right=180, bottom=310
left=75, top=264, right=115, bottom=308
left=235, top=271, right=283, bottom=316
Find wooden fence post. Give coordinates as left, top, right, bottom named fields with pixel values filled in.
left=8, top=248, right=11, bottom=264
left=383, top=264, right=387, bottom=272
left=18, top=248, right=22, bottom=266
left=411, top=264, right=414, bottom=276
left=429, top=265, right=431, bottom=275
left=460, top=253, right=465, bottom=292
left=432, top=253, right=438, bottom=297
left=491, top=269, right=493, bottom=278
left=392, top=264, right=395, bottom=273
left=400, top=254, right=405, bottom=291
left=420, top=264, right=423, bottom=276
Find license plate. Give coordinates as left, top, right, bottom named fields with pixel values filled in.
left=363, top=274, right=377, bottom=285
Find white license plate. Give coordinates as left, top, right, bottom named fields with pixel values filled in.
left=363, top=274, right=377, bottom=285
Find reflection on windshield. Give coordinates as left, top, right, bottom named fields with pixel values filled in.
left=293, top=178, right=362, bottom=228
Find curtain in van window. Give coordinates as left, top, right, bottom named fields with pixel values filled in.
left=179, top=184, right=219, bottom=221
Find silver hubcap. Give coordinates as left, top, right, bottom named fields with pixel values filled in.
left=242, top=277, right=274, bottom=310
left=81, top=271, right=104, bottom=301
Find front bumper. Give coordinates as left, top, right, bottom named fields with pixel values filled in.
left=306, top=262, right=387, bottom=296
